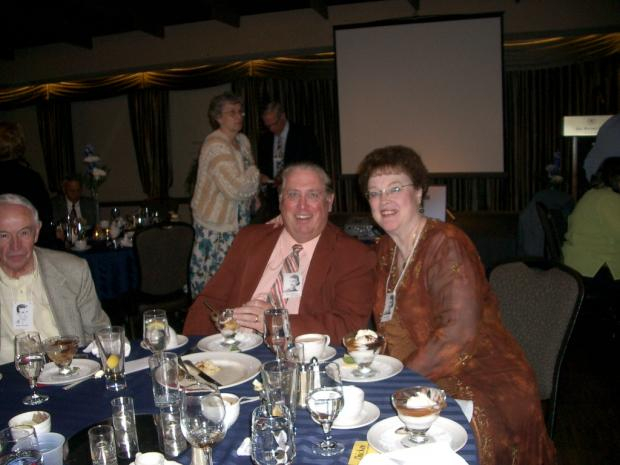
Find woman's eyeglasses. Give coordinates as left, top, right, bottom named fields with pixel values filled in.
left=365, top=184, right=414, bottom=201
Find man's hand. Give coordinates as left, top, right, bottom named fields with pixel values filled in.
left=232, top=299, right=272, bottom=333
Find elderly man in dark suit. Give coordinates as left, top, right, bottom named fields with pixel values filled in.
left=184, top=163, right=375, bottom=343
left=51, top=175, right=98, bottom=228
left=255, top=102, right=323, bottom=221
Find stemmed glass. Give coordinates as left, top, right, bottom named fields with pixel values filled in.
left=263, top=308, right=292, bottom=360
left=214, top=309, right=239, bottom=348
left=306, top=361, right=344, bottom=456
left=391, top=386, right=447, bottom=447
left=342, top=331, right=385, bottom=378
left=14, top=331, right=49, bottom=405
left=180, top=386, right=227, bottom=465
left=43, top=335, right=80, bottom=377
left=143, top=309, right=170, bottom=354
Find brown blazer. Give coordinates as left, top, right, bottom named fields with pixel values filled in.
left=183, top=222, right=376, bottom=344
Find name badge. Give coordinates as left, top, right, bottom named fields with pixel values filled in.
left=282, top=272, right=302, bottom=299
left=380, top=291, right=396, bottom=323
left=13, top=301, right=34, bottom=330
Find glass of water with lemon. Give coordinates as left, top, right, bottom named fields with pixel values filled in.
left=95, top=326, right=127, bottom=391
left=143, top=309, right=170, bottom=355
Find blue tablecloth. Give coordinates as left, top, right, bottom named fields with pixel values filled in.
left=72, top=246, right=138, bottom=301
left=0, top=338, right=479, bottom=464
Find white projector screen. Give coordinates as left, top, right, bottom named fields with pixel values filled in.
left=335, top=14, right=505, bottom=175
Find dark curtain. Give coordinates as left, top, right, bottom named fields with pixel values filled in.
left=127, top=88, right=171, bottom=198
left=36, top=100, right=75, bottom=193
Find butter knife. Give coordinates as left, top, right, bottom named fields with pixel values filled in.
left=180, top=358, right=222, bottom=387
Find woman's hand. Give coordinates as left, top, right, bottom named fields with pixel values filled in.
left=232, top=299, right=272, bottom=333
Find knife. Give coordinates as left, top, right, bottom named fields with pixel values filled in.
left=179, top=358, right=222, bottom=387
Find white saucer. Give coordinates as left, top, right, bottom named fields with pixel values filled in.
left=367, top=416, right=468, bottom=453
left=319, top=346, right=337, bottom=362
left=335, top=355, right=404, bottom=383
left=333, top=401, right=380, bottom=429
left=140, top=334, right=188, bottom=351
left=38, top=359, right=101, bottom=385
left=197, top=332, right=263, bottom=352
left=71, top=245, right=91, bottom=252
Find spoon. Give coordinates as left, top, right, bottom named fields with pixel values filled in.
left=62, top=369, right=104, bottom=390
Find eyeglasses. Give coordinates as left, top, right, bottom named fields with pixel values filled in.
left=365, top=184, right=414, bottom=201
left=221, top=110, right=245, bottom=118
left=282, top=190, right=326, bottom=203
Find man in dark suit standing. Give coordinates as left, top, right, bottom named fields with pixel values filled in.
left=51, top=175, right=98, bottom=228
left=255, top=102, right=322, bottom=221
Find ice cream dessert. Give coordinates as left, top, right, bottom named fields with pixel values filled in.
left=392, top=386, right=447, bottom=435
left=342, top=329, right=385, bottom=377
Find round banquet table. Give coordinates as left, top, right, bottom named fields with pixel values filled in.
left=0, top=337, right=479, bottom=465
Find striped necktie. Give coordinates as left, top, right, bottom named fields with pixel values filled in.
left=273, top=135, right=284, bottom=176
left=69, top=202, right=77, bottom=221
left=268, top=244, right=303, bottom=309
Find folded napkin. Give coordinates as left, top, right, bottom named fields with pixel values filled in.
left=83, top=337, right=131, bottom=358
left=131, top=452, right=181, bottom=465
left=236, top=437, right=252, bottom=456
left=454, top=399, right=474, bottom=422
left=359, top=442, right=467, bottom=465
left=166, top=327, right=178, bottom=348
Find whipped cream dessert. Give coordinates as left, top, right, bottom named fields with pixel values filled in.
left=395, top=392, right=442, bottom=430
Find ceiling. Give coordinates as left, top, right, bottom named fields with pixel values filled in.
left=0, top=0, right=398, bottom=61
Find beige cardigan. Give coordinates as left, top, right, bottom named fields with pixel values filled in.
left=191, top=129, right=259, bottom=232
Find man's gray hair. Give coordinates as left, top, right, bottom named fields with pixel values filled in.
left=0, top=193, right=40, bottom=223
left=262, top=101, right=285, bottom=118
left=279, top=162, right=334, bottom=198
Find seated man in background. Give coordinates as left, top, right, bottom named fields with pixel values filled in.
left=51, top=174, right=98, bottom=228
left=0, top=194, right=110, bottom=364
left=184, top=163, right=375, bottom=343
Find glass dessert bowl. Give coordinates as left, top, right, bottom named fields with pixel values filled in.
left=391, top=386, right=447, bottom=447
left=342, top=329, right=384, bottom=378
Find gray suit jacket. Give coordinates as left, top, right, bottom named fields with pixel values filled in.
left=51, top=195, right=98, bottom=227
left=37, top=247, right=110, bottom=344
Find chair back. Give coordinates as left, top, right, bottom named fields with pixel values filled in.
left=535, top=202, right=566, bottom=262
left=489, top=259, right=583, bottom=436
left=133, top=222, right=194, bottom=296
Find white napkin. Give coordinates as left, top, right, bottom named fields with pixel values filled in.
left=166, top=327, right=178, bottom=348
left=236, top=437, right=252, bottom=456
left=454, top=399, right=474, bottom=422
left=83, top=337, right=131, bottom=358
left=359, top=442, right=467, bottom=465
left=125, top=356, right=150, bottom=374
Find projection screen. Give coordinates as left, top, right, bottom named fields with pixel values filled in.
left=335, top=13, right=505, bottom=175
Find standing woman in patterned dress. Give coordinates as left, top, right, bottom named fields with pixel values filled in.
left=190, top=92, right=259, bottom=297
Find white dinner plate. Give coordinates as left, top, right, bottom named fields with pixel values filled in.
left=335, top=355, right=404, bottom=383
left=140, top=334, right=188, bottom=351
left=39, top=359, right=101, bottom=385
left=181, top=352, right=261, bottom=389
left=367, top=416, right=468, bottom=453
left=197, top=331, right=263, bottom=353
left=333, top=401, right=380, bottom=429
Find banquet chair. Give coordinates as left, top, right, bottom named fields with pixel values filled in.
left=489, top=259, right=584, bottom=438
left=536, top=202, right=566, bottom=262
left=131, top=221, right=194, bottom=336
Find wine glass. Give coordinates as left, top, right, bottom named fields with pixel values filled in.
left=214, top=309, right=239, bottom=348
left=180, top=386, right=226, bottom=465
left=391, top=386, right=447, bottom=447
left=143, top=309, right=170, bottom=354
left=263, top=308, right=292, bottom=360
left=14, top=332, right=49, bottom=405
left=306, top=361, right=344, bottom=456
left=43, top=335, right=80, bottom=377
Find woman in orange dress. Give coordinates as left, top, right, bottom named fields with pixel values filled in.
left=358, top=146, right=556, bottom=465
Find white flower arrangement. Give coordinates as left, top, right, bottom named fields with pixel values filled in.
left=82, top=144, right=108, bottom=195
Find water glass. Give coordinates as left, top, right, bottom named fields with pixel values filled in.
left=0, top=426, right=40, bottom=465
left=263, top=308, right=292, bottom=360
left=143, top=309, right=170, bottom=354
left=214, top=309, right=239, bottom=348
left=261, top=360, right=298, bottom=422
left=110, top=396, right=139, bottom=459
left=95, top=326, right=126, bottom=391
left=88, top=425, right=118, bottom=465
left=14, top=331, right=49, bottom=405
left=154, top=406, right=188, bottom=458
left=149, top=352, right=181, bottom=408
left=251, top=402, right=296, bottom=465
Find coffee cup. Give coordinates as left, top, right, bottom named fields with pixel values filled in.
left=221, top=393, right=240, bottom=430
left=334, top=385, right=365, bottom=425
left=294, top=333, right=330, bottom=363
left=135, top=451, right=165, bottom=465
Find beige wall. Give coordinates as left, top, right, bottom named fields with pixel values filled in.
left=1, top=0, right=619, bottom=86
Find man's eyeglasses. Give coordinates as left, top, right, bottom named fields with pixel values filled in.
left=365, top=184, right=414, bottom=201
left=282, top=190, right=326, bottom=203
